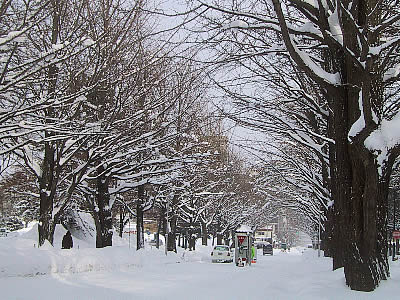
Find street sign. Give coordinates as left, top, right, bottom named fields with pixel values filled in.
left=238, top=235, right=246, bottom=245
left=393, top=231, right=400, bottom=239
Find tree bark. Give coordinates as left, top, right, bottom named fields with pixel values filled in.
left=94, top=166, right=113, bottom=248
left=156, top=207, right=164, bottom=249
left=38, top=143, right=57, bottom=246
left=216, top=220, right=223, bottom=245
left=38, top=1, right=60, bottom=247
left=201, top=221, right=208, bottom=246
left=136, top=185, right=145, bottom=250
left=119, top=206, right=125, bottom=238
left=188, top=228, right=195, bottom=251
left=167, top=194, right=179, bottom=252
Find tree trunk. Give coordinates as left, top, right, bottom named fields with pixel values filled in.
left=322, top=206, right=334, bottom=257
left=136, top=185, right=145, bottom=250
left=201, top=221, right=208, bottom=246
left=216, top=220, right=223, bottom=245
left=38, top=0, right=60, bottom=247
left=325, top=106, right=337, bottom=261
left=167, top=214, right=177, bottom=252
left=156, top=207, right=164, bottom=249
left=95, top=166, right=113, bottom=248
left=167, top=194, right=179, bottom=252
left=38, top=145, right=56, bottom=246
left=119, top=206, right=124, bottom=238
left=216, top=234, right=223, bottom=245
left=189, top=237, right=195, bottom=250
left=224, top=231, right=230, bottom=246
left=343, top=150, right=391, bottom=290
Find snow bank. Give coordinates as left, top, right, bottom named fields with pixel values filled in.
left=0, top=223, right=214, bottom=278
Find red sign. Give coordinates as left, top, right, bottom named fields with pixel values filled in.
left=237, top=236, right=246, bottom=245
left=393, top=231, right=400, bottom=239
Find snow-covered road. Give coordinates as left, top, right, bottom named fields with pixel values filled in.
left=2, top=247, right=400, bottom=300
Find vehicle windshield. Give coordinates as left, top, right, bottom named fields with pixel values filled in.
left=214, top=246, right=228, bottom=251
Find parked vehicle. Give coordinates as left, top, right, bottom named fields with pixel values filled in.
left=211, top=245, right=233, bottom=263
left=263, top=243, right=273, bottom=255
left=148, top=239, right=163, bottom=247
left=254, top=237, right=271, bottom=249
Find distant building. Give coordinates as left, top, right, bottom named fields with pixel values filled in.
left=254, top=224, right=277, bottom=247
left=255, top=224, right=276, bottom=239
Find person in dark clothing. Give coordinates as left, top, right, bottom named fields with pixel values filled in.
left=62, top=230, right=73, bottom=249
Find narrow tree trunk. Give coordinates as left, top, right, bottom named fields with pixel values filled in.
left=188, top=228, right=195, bottom=251
left=201, top=221, right=208, bottom=246
left=224, top=231, right=230, bottom=246
left=323, top=207, right=334, bottom=257
left=184, top=229, right=188, bottom=249
left=38, top=0, right=60, bottom=247
left=136, top=185, right=145, bottom=250
left=95, top=167, right=112, bottom=248
left=167, top=214, right=177, bottom=252
left=216, top=220, right=223, bottom=245
left=38, top=147, right=56, bottom=246
left=156, top=208, right=164, bottom=249
left=167, top=194, right=179, bottom=252
left=189, top=237, right=195, bottom=250
left=119, top=206, right=124, bottom=238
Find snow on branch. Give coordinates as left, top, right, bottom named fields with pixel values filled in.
left=384, top=63, right=400, bottom=83
left=272, top=0, right=340, bottom=87
left=222, top=20, right=248, bottom=29
left=364, top=111, right=400, bottom=175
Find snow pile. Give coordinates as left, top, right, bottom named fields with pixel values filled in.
left=0, top=223, right=214, bottom=278
left=236, top=224, right=252, bottom=232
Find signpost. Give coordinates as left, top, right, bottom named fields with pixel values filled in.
left=393, top=231, right=400, bottom=239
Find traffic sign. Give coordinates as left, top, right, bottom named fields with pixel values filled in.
left=393, top=231, right=400, bottom=239
left=238, top=235, right=246, bottom=245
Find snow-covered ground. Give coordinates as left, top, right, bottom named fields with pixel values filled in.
left=1, top=223, right=400, bottom=300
